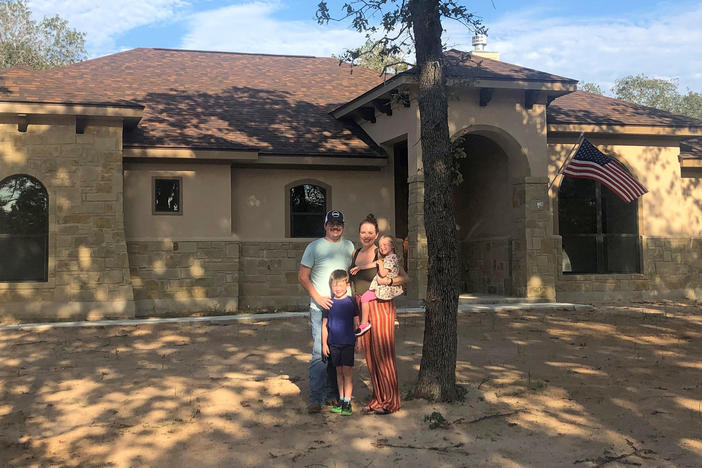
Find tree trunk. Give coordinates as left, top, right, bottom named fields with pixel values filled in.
left=409, top=0, right=461, bottom=401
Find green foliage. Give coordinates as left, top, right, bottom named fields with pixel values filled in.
left=333, top=38, right=410, bottom=74
left=578, top=81, right=605, bottom=95
left=613, top=74, right=702, bottom=120
left=0, top=0, right=86, bottom=69
left=450, top=135, right=468, bottom=185
left=317, top=0, right=484, bottom=71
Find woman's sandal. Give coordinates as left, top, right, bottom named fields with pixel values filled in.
left=372, top=408, right=391, bottom=415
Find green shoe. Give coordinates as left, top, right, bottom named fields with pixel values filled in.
left=330, top=403, right=343, bottom=413
left=340, top=401, right=352, bottom=416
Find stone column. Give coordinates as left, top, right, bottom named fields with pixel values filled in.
left=407, top=174, right=427, bottom=300
left=511, top=176, right=558, bottom=300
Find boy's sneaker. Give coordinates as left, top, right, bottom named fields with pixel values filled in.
left=341, top=401, right=352, bottom=416
left=355, top=322, right=371, bottom=336
left=330, top=402, right=343, bottom=413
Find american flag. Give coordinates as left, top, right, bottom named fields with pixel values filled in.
left=562, top=139, right=648, bottom=203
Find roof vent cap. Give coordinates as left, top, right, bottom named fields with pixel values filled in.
left=472, top=34, right=488, bottom=51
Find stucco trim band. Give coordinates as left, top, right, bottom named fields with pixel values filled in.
left=0, top=101, right=144, bottom=118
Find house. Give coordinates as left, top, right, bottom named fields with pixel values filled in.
left=1, top=42, right=700, bottom=322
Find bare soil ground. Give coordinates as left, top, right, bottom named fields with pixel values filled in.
left=1, top=301, right=702, bottom=467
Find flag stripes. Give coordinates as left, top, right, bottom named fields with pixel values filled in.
left=561, top=139, right=648, bottom=203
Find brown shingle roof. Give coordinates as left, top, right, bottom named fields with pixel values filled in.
left=0, top=48, right=387, bottom=156
left=681, top=137, right=702, bottom=159
left=443, top=49, right=577, bottom=83
left=548, top=90, right=702, bottom=128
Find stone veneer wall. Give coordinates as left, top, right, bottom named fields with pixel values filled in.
left=126, top=240, right=239, bottom=317
left=0, top=118, right=135, bottom=322
left=511, top=177, right=559, bottom=300
left=557, top=236, right=702, bottom=302
left=407, top=174, right=427, bottom=300
left=459, top=237, right=511, bottom=295
left=238, top=241, right=311, bottom=311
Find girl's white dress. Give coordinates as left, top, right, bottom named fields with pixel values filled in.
left=369, top=253, right=404, bottom=300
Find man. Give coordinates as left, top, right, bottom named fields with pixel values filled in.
left=298, top=210, right=355, bottom=413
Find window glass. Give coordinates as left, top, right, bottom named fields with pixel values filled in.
left=0, top=175, right=49, bottom=281
left=154, top=178, right=181, bottom=213
left=559, top=177, right=640, bottom=274
left=290, top=184, right=326, bottom=238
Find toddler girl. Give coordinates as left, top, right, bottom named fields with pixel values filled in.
left=355, top=235, right=404, bottom=336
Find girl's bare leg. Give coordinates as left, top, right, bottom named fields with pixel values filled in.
left=361, top=301, right=369, bottom=325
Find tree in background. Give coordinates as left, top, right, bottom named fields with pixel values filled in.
left=578, top=81, right=605, bottom=95
left=0, top=0, right=86, bottom=69
left=317, top=0, right=484, bottom=401
left=580, top=74, right=702, bottom=121
left=333, top=38, right=410, bottom=74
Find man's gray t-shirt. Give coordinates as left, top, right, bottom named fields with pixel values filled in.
left=300, top=237, right=354, bottom=311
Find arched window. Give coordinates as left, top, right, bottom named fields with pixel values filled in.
left=0, top=175, right=49, bottom=282
left=288, top=182, right=327, bottom=238
left=558, top=177, right=640, bottom=274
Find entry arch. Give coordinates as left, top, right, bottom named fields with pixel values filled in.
left=451, top=125, right=530, bottom=295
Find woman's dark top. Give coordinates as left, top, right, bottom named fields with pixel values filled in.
left=350, top=247, right=378, bottom=296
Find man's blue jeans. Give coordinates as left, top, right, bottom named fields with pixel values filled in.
left=309, top=308, right=339, bottom=404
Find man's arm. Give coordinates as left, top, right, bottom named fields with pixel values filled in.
left=298, top=264, right=332, bottom=310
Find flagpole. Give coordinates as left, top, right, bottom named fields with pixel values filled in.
left=547, top=132, right=585, bottom=192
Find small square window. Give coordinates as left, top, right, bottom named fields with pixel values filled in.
left=153, top=177, right=182, bottom=215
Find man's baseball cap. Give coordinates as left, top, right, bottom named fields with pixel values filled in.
left=324, top=210, right=344, bottom=225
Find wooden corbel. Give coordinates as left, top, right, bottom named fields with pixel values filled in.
left=76, top=117, right=87, bottom=134
left=374, top=98, right=392, bottom=116
left=524, top=90, right=540, bottom=110
left=479, top=88, right=494, bottom=107
left=17, top=114, right=28, bottom=132
left=358, top=106, right=376, bottom=123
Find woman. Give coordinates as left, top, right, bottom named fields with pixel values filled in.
left=349, top=213, right=408, bottom=414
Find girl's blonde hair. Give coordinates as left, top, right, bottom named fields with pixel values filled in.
left=378, top=235, right=396, bottom=259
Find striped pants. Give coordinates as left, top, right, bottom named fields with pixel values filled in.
left=357, top=296, right=401, bottom=413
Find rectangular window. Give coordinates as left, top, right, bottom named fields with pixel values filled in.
left=153, top=177, right=182, bottom=215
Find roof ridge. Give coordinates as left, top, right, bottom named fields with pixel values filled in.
left=148, top=47, right=318, bottom=59
left=573, top=90, right=702, bottom=124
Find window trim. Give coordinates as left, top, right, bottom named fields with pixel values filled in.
left=152, top=176, right=183, bottom=216
left=285, top=179, right=331, bottom=238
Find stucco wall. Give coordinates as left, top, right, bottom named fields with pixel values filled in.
left=0, top=117, right=134, bottom=322
left=231, top=166, right=396, bottom=240
left=549, top=136, right=702, bottom=237
left=448, top=88, right=546, bottom=177
left=123, top=162, right=233, bottom=239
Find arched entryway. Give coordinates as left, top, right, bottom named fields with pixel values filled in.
left=453, top=128, right=530, bottom=295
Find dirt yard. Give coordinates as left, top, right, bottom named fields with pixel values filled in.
left=1, top=301, right=702, bottom=467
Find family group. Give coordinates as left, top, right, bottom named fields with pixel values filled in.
left=298, top=211, right=408, bottom=415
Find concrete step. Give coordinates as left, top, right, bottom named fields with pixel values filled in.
left=459, top=293, right=553, bottom=305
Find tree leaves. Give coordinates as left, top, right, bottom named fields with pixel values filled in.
left=0, top=0, right=86, bottom=69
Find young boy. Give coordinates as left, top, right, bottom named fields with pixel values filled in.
left=322, top=269, right=360, bottom=415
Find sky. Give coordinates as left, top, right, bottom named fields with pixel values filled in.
left=27, top=0, right=702, bottom=93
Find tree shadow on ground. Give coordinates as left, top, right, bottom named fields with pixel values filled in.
left=1, top=302, right=701, bottom=467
